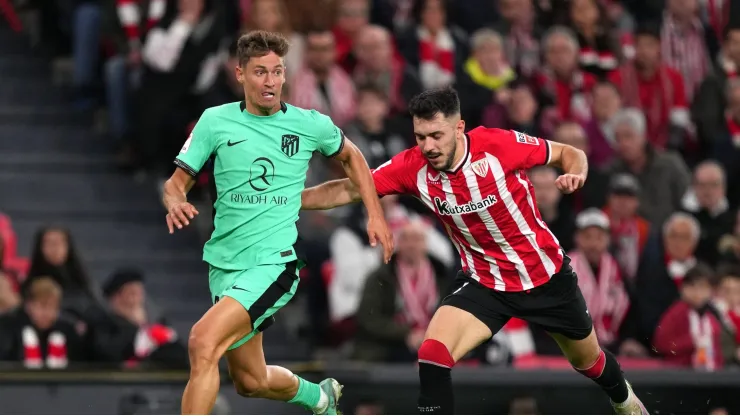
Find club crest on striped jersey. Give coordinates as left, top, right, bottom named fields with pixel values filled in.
left=471, top=159, right=489, bottom=177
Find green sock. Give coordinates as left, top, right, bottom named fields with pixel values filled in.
left=288, top=376, right=321, bottom=410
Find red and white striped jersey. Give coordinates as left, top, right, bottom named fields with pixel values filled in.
left=373, top=127, right=564, bottom=291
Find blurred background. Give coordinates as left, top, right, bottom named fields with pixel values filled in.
left=0, top=0, right=740, bottom=413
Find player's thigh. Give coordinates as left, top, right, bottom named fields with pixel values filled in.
left=430, top=275, right=509, bottom=361
left=190, top=295, right=254, bottom=358
left=216, top=261, right=300, bottom=351
left=518, top=265, right=597, bottom=367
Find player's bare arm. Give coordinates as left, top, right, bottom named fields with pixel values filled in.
left=331, top=138, right=394, bottom=263
left=301, top=177, right=359, bottom=210
left=162, top=168, right=200, bottom=234
left=547, top=141, right=588, bottom=194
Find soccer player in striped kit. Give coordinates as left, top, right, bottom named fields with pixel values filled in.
left=302, top=87, right=648, bottom=415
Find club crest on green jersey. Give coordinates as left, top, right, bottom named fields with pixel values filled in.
left=281, top=134, right=299, bottom=157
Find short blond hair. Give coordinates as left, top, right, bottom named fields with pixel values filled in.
left=26, top=276, right=62, bottom=302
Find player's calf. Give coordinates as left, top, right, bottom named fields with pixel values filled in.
left=418, top=339, right=455, bottom=414
left=557, top=331, right=648, bottom=415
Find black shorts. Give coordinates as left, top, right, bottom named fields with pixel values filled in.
left=440, top=257, right=593, bottom=340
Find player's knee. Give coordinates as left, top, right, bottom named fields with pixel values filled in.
left=233, top=372, right=269, bottom=398
left=418, top=339, right=455, bottom=369
left=187, top=323, right=220, bottom=368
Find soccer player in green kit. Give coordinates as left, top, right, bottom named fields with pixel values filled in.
left=162, top=30, right=393, bottom=415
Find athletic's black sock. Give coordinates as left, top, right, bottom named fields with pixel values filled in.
left=575, top=349, right=629, bottom=404
left=418, top=362, right=453, bottom=414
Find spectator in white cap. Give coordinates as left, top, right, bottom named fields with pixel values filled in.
left=603, top=173, right=650, bottom=283
left=568, top=209, right=635, bottom=354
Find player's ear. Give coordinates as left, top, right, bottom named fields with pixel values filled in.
left=456, top=118, right=465, bottom=135
left=235, top=63, right=244, bottom=83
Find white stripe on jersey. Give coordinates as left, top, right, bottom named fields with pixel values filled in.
left=460, top=164, right=508, bottom=290
left=417, top=165, right=480, bottom=282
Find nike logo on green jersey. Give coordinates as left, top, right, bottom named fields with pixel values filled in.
left=227, top=139, right=247, bottom=146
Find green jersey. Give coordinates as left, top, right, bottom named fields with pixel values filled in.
left=175, top=101, right=344, bottom=270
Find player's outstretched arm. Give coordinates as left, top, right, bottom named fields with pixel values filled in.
left=301, top=178, right=360, bottom=210
left=548, top=141, right=589, bottom=194
left=332, top=138, right=394, bottom=263
left=162, top=168, right=200, bottom=234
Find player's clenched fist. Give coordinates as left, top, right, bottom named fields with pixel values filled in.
left=166, top=202, right=199, bottom=234
left=367, top=215, right=394, bottom=264
left=555, top=173, right=585, bottom=194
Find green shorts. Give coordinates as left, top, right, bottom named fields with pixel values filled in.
left=209, top=260, right=300, bottom=350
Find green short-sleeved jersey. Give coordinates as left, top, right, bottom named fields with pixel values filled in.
left=175, top=101, right=344, bottom=270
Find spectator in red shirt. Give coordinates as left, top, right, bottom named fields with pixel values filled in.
left=609, top=22, right=691, bottom=152
left=534, top=26, right=596, bottom=127
left=654, top=264, right=724, bottom=370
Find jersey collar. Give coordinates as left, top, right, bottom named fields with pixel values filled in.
left=239, top=101, right=288, bottom=113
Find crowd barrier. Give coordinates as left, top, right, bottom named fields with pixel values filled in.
left=0, top=362, right=738, bottom=414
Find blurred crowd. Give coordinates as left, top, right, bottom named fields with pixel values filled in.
left=0, top=221, right=187, bottom=368
left=1, top=0, right=740, bottom=375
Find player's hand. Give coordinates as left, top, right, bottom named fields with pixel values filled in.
left=166, top=202, right=199, bottom=233
left=367, top=215, right=394, bottom=264
left=555, top=173, right=585, bottom=194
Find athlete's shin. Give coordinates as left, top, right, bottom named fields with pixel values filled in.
left=574, top=349, right=629, bottom=404
left=418, top=339, right=456, bottom=414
